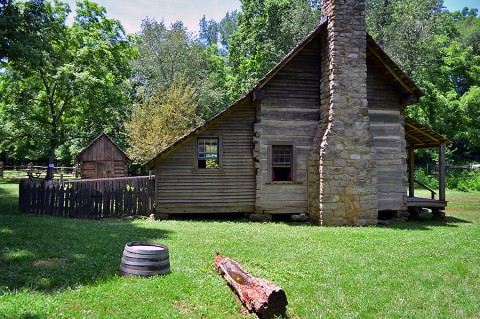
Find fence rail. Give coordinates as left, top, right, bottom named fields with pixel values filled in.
left=2, top=163, right=78, bottom=178
left=19, top=176, right=155, bottom=219
left=447, top=164, right=480, bottom=170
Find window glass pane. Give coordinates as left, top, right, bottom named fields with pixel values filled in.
left=272, top=145, right=292, bottom=166
left=198, top=138, right=219, bottom=169
left=272, top=145, right=292, bottom=181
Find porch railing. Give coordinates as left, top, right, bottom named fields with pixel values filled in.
left=414, top=179, right=437, bottom=199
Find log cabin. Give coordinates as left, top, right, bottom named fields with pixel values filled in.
left=145, top=0, right=450, bottom=226
left=77, top=132, right=130, bottom=179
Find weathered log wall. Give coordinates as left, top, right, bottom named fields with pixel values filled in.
left=254, top=36, right=321, bottom=215
left=367, top=68, right=407, bottom=212
left=155, top=104, right=256, bottom=214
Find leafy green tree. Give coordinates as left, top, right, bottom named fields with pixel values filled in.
left=132, top=19, right=205, bottom=96
left=453, top=7, right=480, bottom=56
left=408, top=35, right=480, bottom=160
left=199, top=15, right=218, bottom=47
left=1, top=0, right=22, bottom=62
left=1, top=0, right=61, bottom=64
left=218, top=11, right=238, bottom=50
left=227, top=0, right=321, bottom=97
left=125, top=75, right=201, bottom=162
left=199, top=10, right=238, bottom=50
left=366, top=0, right=457, bottom=73
left=0, top=0, right=136, bottom=178
left=133, top=18, right=230, bottom=120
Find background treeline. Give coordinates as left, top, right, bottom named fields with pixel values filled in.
left=1, top=0, right=479, bottom=172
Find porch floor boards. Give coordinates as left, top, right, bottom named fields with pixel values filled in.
left=407, top=196, right=447, bottom=210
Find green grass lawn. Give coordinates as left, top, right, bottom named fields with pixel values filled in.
left=1, top=179, right=479, bottom=318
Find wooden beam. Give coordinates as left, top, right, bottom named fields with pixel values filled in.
left=401, top=94, right=419, bottom=106
left=405, top=131, right=426, bottom=146
left=408, top=148, right=415, bottom=197
left=253, top=89, right=265, bottom=101
left=367, top=46, right=415, bottom=96
left=405, top=122, right=436, bottom=142
left=439, top=143, right=446, bottom=201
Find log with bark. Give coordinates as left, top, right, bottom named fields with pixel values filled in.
left=214, top=255, right=288, bottom=318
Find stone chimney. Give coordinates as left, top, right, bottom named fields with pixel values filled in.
left=308, top=0, right=378, bottom=226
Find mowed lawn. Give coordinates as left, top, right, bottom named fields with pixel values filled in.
left=0, top=181, right=479, bottom=318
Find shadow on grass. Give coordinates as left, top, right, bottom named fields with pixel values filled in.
left=0, top=183, right=19, bottom=214
left=0, top=212, right=172, bottom=293
left=382, top=214, right=472, bottom=231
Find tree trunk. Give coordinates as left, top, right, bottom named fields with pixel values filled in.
left=214, top=255, right=288, bottom=319
left=45, top=125, right=57, bottom=180
left=45, top=145, right=55, bottom=180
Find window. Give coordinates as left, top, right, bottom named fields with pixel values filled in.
left=272, top=145, right=292, bottom=181
left=197, top=138, right=219, bottom=169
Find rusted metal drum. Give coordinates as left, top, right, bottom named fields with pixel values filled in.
left=119, top=242, right=170, bottom=277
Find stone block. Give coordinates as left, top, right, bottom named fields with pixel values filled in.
left=321, top=194, right=340, bottom=203
left=151, top=213, right=169, bottom=220
left=355, top=219, right=368, bottom=226
left=291, top=214, right=310, bottom=222
left=249, top=213, right=272, bottom=223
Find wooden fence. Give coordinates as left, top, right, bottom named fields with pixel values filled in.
left=19, top=176, right=155, bottom=219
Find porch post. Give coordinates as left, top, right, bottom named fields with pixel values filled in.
left=438, top=143, right=446, bottom=201
left=408, top=148, right=415, bottom=197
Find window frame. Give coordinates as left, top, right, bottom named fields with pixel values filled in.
left=194, top=136, right=222, bottom=172
left=268, top=143, right=296, bottom=183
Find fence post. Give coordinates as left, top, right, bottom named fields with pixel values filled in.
left=27, top=162, right=33, bottom=178
left=438, top=142, right=446, bottom=202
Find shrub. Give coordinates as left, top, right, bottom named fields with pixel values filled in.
left=414, top=167, right=439, bottom=189
left=415, top=167, right=480, bottom=192
left=448, top=169, right=480, bottom=192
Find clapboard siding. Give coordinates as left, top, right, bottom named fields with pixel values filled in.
left=155, top=104, right=256, bottom=213
left=367, top=68, right=407, bottom=211
left=254, top=36, right=321, bottom=214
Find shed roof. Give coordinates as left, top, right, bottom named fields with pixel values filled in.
left=77, top=132, right=131, bottom=162
left=144, top=18, right=425, bottom=169
left=405, top=118, right=452, bottom=149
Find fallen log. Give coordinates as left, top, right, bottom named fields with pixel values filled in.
left=214, top=255, right=288, bottom=318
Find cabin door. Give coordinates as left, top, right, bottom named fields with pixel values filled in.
left=96, top=161, right=114, bottom=178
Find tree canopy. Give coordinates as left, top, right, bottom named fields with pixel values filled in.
left=0, top=0, right=136, bottom=178
left=125, top=75, right=201, bottom=162
left=1, top=0, right=480, bottom=171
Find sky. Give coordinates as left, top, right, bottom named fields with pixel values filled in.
left=63, top=0, right=241, bottom=34
left=62, top=0, right=479, bottom=35
left=443, top=0, right=479, bottom=12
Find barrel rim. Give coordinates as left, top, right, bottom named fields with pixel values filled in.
left=125, top=241, right=169, bottom=254
left=122, top=250, right=169, bottom=260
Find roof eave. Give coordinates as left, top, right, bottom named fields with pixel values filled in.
left=143, top=93, right=253, bottom=169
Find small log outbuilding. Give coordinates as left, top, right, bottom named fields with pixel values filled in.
left=145, top=0, right=450, bottom=225
left=77, top=133, right=130, bottom=179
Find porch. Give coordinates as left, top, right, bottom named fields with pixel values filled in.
left=405, top=118, right=451, bottom=213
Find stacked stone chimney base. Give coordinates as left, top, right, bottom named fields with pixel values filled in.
left=308, top=0, right=378, bottom=226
